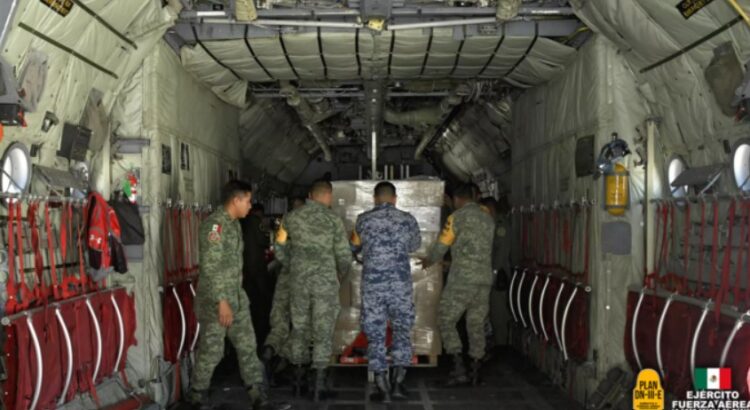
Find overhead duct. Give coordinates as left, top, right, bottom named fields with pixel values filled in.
left=385, top=82, right=472, bottom=128
left=496, top=0, right=522, bottom=21
left=411, top=83, right=472, bottom=159
left=304, top=123, right=333, bottom=162
left=484, top=97, right=512, bottom=128
left=280, top=81, right=338, bottom=124
left=384, top=107, right=443, bottom=127
left=280, top=81, right=334, bottom=161
left=235, top=0, right=257, bottom=21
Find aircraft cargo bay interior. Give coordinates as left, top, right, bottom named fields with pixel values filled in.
left=0, top=0, right=750, bottom=409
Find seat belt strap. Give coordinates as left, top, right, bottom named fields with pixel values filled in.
left=716, top=200, right=737, bottom=320
left=5, top=199, right=18, bottom=313
left=44, top=202, right=61, bottom=300
left=76, top=204, right=91, bottom=293
left=708, top=201, right=721, bottom=298
left=16, top=200, right=34, bottom=310
left=28, top=201, right=48, bottom=300
left=695, top=200, right=706, bottom=297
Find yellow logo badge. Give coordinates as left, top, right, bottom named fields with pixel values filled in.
left=633, top=369, right=664, bottom=410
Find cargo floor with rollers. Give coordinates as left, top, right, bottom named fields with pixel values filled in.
left=191, top=347, right=582, bottom=410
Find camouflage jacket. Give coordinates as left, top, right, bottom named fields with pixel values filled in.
left=275, top=200, right=352, bottom=292
left=427, top=202, right=495, bottom=286
left=195, top=208, right=249, bottom=314
left=352, top=203, right=421, bottom=285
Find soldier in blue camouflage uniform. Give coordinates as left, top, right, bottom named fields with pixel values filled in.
left=274, top=180, right=352, bottom=401
left=421, top=184, right=495, bottom=386
left=187, top=180, right=289, bottom=410
left=351, top=182, right=421, bottom=402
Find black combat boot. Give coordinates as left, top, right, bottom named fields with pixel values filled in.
left=292, top=364, right=307, bottom=397
left=261, top=346, right=275, bottom=363
left=313, top=368, right=327, bottom=402
left=247, top=384, right=292, bottom=410
left=391, top=366, right=408, bottom=400
left=444, top=354, right=470, bottom=387
left=262, top=346, right=278, bottom=387
left=270, top=356, right=291, bottom=387
left=183, top=389, right=212, bottom=410
left=274, top=356, right=289, bottom=374
left=470, top=359, right=482, bottom=386
left=370, top=371, right=391, bottom=403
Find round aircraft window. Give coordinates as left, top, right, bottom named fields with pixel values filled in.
left=1, top=142, right=32, bottom=200
left=733, top=142, right=750, bottom=192
left=668, top=156, right=688, bottom=198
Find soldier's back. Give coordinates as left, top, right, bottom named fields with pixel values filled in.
left=285, top=202, right=340, bottom=284
left=449, top=203, right=495, bottom=286
left=356, top=204, right=419, bottom=284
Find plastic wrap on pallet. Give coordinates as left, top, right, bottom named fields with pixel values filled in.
left=333, top=207, right=441, bottom=236
left=332, top=180, right=444, bottom=209
left=401, top=207, right=441, bottom=233
left=412, top=326, right=441, bottom=356
left=332, top=306, right=362, bottom=353
left=334, top=260, right=443, bottom=355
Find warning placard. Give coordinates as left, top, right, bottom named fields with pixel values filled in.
left=39, top=0, right=74, bottom=17
left=676, top=0, right=715, bottom=19
left=633, top=369, right=665, bottom=410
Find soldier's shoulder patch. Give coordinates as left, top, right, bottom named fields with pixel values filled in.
left=208, top=228, right=222, bottom=243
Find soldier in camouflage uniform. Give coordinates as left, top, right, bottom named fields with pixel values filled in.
left=187, top=180, right=289, bottom=410
left=351, top=182, right=421, bottom=402
left=262, top=198, right=306, bottom=374
left=275, top=180, right=352, bottom=401
left=421, top=184, right=495, bottom=386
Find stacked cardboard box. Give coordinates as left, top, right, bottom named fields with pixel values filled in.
left=331, top=179, right=444, bottom=357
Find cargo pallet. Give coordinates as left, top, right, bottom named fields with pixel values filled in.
left=332, top=354, right=439, bottom=383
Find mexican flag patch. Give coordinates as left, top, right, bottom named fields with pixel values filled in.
left=208, top=224, right=222, bottom=243
left=694, top=368, right=731, bottom=390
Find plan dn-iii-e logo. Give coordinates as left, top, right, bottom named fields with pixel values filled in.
left=633, top=369, right=665, bottom=410
left=40, top=0, right=74, bottom=17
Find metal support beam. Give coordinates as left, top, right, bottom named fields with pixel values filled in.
left=179, top=6, right=575, bottom=19
left=0, top=0, right=19, bottom=51
left=645, top=119, right=658, bottom=274
left=361, top=0, right=393, bottom=21
left=364, top=81, right=386, bottom=178
left=250, top=89, right=468, bottom=98
left=174, top=18, right=580, bottom=42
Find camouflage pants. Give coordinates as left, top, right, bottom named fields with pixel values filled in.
left=289, top=284, right=340, bottom=369
left=362, top=281, right=415, bottom=372
left=265, top=270, right=291, bottom=358
left=190, top=303, right=264, bottom=391
left=439, top=283, right=491, bottom=360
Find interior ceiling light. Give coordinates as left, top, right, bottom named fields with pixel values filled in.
left=733, top=141, right=750, bottom=192
left=668, top=156, right=688, bottom=198
left=1, top=142, right=32, bottom=200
